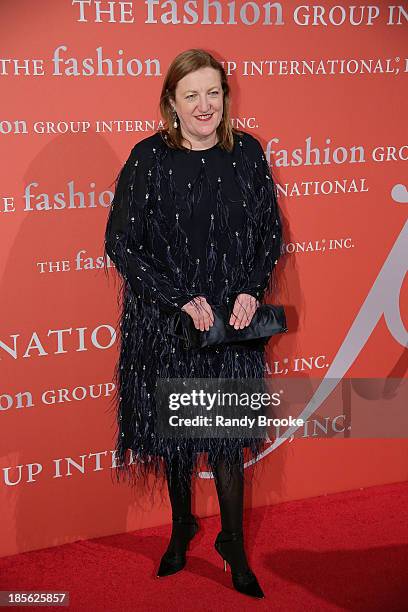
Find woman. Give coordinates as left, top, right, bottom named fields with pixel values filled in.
left=104, top=48, right=283, bottom=600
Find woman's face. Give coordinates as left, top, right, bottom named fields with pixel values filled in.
left=171, top=67, right=223, bottom=144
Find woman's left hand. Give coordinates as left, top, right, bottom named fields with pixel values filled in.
left=229, top=293, right=259, bottom=329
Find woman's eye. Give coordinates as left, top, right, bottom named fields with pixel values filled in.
left=186, top=91, right=219, bottom=100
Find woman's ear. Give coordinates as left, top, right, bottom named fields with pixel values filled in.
left=169, top=95, right=177, bottom=112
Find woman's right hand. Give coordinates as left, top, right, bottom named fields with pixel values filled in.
left=181, top=296, right=214, bottom=331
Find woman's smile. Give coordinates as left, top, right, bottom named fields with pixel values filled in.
left=195, top=113, right=213, bottom=121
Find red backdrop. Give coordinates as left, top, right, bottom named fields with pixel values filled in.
left=1, top=1, right=407, bottom=557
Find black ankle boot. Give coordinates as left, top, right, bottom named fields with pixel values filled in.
left=156, top=515, right=199, bottom=578
left=214, top=530, right=264, bottom=599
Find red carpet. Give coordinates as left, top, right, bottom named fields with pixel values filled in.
left=1, top=481, right=407, bottom=611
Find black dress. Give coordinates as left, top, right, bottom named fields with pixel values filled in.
left=104, top=129, right=282, bottom=488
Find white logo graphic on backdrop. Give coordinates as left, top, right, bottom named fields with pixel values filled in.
left=0, top=325, right=116, bottom=360
left=200, top=183, right=408, bottom=477
left=70, top=2, right=404, bottom=28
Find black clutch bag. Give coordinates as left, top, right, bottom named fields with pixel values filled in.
left=169, top=303, right=287, bottom=349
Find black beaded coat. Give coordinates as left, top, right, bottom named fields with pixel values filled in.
left=104, top=128, right=283, bottom=488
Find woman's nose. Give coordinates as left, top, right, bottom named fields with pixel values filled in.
left=197, top=97, right=211, bottom=112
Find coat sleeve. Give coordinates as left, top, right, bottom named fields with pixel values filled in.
left=239, top=135, right=283, bottom=302
left=104, top=144, right=201, bottom=315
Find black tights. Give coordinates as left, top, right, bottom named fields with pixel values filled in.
left=164, top=449, right=244, bottom=533
left=164, top=453, right=193, bottom=520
